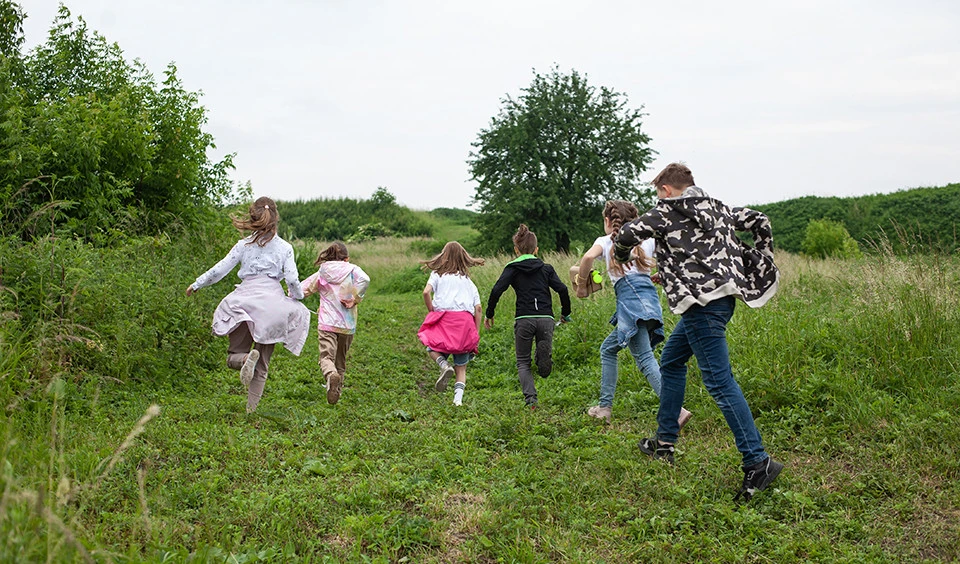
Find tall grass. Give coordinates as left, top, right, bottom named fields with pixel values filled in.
left=0, top=223, right=958, bottom=562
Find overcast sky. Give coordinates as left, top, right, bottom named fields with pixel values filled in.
left=19, top=0, right=960, bottom=209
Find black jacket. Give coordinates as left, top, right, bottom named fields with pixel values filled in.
left=486, top=255, right=571, bottom=320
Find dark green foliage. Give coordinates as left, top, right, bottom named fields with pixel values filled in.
left=754, top=183, right=960, bottom=253
left=278, top=187, right=434, bottom=241
left=0, top=4, right=236, bottom=242
left=469, top=67, right=656, bottom=254
left=802, top=219, right=861, bottom=259
left=429, top=207, right=477, bottom=225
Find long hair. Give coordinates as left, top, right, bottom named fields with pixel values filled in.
left=512, top=224, right=537, bottom=254
left=604, top=200, right=653, bottom=275
left=420, top=241, right=484, bottom=277
left=232, top=196, right=278, bottom=247
left=316, top=241, right=349, bottom=265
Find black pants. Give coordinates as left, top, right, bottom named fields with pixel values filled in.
left=514, top=317, right=555, bottom=405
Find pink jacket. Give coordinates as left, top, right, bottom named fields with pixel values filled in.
left=301, top=261, right=370, bottom=334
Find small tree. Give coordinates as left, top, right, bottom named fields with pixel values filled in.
left=802, top=218, right=862, bottom=259
left=468, top=67, right=655, bottom=253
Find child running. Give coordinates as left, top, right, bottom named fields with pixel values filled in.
left=417, top=241, right=484, bottom=406
left=186, top=197, right=310, bottom=414
left=485, top=224, right=571, bottom=409
left=613, top=162, right=782, bottom=501
left=301, top=241, right=370, bottom=406
left=576, top=201, right=692, bottom=427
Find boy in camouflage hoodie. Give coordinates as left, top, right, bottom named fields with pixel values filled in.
left=614, top=162, right=783, bottom=501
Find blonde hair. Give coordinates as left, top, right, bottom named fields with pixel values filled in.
left=232, top=196, right=278, bottom=247
left=604, top=200, right=653, bottom=275
left=420, top=241, right=484, bottom=277
left=315, top=241, right=349, bottom=265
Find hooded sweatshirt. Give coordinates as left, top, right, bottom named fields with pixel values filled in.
left=614, top=186, right=779, bottom=315
left=486, top=255, right=571, bottom=320
left=301, top=261, right=371, bottom=334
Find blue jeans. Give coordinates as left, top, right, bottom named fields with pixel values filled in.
left=656, top=296, right=767, bottom=467
left=599, top=327, right=661, bottom=407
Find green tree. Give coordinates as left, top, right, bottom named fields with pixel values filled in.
left=468, top=67, right=656, bottom=253
left=802, top=218, right=862, bottom=259
left=0, top=3, right=235, bottom=241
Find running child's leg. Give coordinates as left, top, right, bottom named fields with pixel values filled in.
left=655, top=318, right=692, bottom=445
left=246, top=343, right=274, bottom=413
left=513, top=318, right=538, bottom=406
left=451, top=358, right=468, bottom=406
left=318, top=331, right=344, bottom=404
left=625, top=327, right=661, bottom=396
left=226, top=323, right=254, bottom=370
left=533, top=318, right=555, bottom=378
left=335, top=333, right=354, bottom=382
left=598, top=330, right=623, bottom=408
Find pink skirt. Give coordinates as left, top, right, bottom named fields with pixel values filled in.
left=417, top=310, right=479, bottom=355
left=211, top=276, right=310, bottom=356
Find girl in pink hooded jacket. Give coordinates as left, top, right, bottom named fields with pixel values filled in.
left=301, top=241, right=370, bottom=405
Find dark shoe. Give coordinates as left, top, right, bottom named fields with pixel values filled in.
left=638, top=437, right=675, bottom=464
left=734, top=457, right=783, bottom=502
left=326, top=373, right=342, bottom=405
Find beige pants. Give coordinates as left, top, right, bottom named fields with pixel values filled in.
left=226, top=322, right=275, bottom=412
left=318, top=330, right=353, bottom=385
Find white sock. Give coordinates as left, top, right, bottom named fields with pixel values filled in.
left=453, top=382, right=465, bottom=405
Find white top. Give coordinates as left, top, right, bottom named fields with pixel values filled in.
left=594, top=235, right=655, bottom=284
left=192, top=235, right=304, bottom=299
left=428, top=271, right=481, bottom=312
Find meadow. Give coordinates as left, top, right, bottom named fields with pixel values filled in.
left=0, top=218, right=958, bottom=563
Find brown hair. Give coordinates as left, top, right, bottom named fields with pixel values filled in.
left=513, top=224, right=537, bottom=255
left=315, top=241, right=349, bottom=265
left=604, top=200, right=653, bottom=275
left=651, top=163, right=695, bottom=190
left=232, top=196, right=278, bottom=247
left=420, top=241, right=485, bottom=277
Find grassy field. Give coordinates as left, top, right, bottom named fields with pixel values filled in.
left=1, top=225, right=959, bottom=562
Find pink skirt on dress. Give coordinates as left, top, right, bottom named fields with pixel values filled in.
left=211, top=276, right=310, bottom=356
left=417, top=310, right=479, bottom=355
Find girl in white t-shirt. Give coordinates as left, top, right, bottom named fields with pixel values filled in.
left=576, top=200, right=692, bottom=428
left=417, top=242, right=484, bottom=406
left=186, top=197, right=311, bottom=413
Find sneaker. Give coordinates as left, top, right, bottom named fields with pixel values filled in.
left=326, top=373, right=343, bottom=405
left=435, top=361, right=454, bottom=392
left=240, top=349, right=260, bottom=388
left=734, top=457, right=784, bottom=502
left=678, top=408, right=693, bottom=430
left=638, top=437, right=675, bottom=464
left=587, top=405, right=612, bottom=422
left=453, top=395, right=463, bottom=406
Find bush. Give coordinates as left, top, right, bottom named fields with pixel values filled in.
left=802, top=219, right=862, bottom=259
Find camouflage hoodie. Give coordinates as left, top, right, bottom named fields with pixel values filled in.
left=614, top=186, right=779, bottom=315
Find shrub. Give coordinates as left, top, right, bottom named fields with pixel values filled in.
left=801, top=219, right=862, bottom=259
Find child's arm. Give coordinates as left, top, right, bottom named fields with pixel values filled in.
left=614, top=213, right=658, bottom=263
left=576, top=244, right=604, bottom=298
left=422, top=282, right=434, bottom=312
left=732, top=207, right=775, bottom=258
left=545, top=265, right=572, bottom=321
left=474, top=304, right=483, bottom=334
left=484, top=268, right=514, bottom=326
left=353, top=266, right=371, bottom=302
left=187, top=240, right=244, bottom=294
left=282, top=246, right=305, bottom=300
left=300, top=271, right=320, bottom=298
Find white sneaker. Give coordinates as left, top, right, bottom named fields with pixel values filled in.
left=435, top=361, right=454, bottom=392
left=240, top=349, right=260, bottom=388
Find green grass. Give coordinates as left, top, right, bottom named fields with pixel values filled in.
left=1, top=223, right=959, bottom=562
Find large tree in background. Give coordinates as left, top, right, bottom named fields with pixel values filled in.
left=468, top=68, right=656, bottom=253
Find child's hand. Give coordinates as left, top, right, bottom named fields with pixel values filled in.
left=560, top=314, right=572, bottom=324
left=576, top=286, right=589, bottom=298
left=651, top=272, right=662, bottom=285
left=483, top=317, right=494, bottom=330
left=185, top=285, right=195, bottom=296
left=340, top=297, right=356, bottom=309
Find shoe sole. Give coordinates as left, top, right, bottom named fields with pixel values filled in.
left=240, top=349, right=260, bottom=388
left=678, top=409, right=693, bottom=430
left=435, top=365, right=454, bottom=392
left=327, top=373, right=342, bottom=405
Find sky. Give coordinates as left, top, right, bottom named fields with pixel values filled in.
left=18, top=0, right=960, bottom=210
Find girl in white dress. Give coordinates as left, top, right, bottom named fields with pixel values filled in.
left=186, top=197, right=310, bottom=413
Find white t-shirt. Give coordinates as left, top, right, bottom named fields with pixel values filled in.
left=428, top=271, right=481, bottom=312
left=593, top=235, right=655, bottom=284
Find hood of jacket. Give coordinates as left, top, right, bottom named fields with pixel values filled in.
left=660, top=186, right=718, bottom=232
left=318, top=261, right=356, bottom=284
left=506, top=254, right=545, bottom=273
